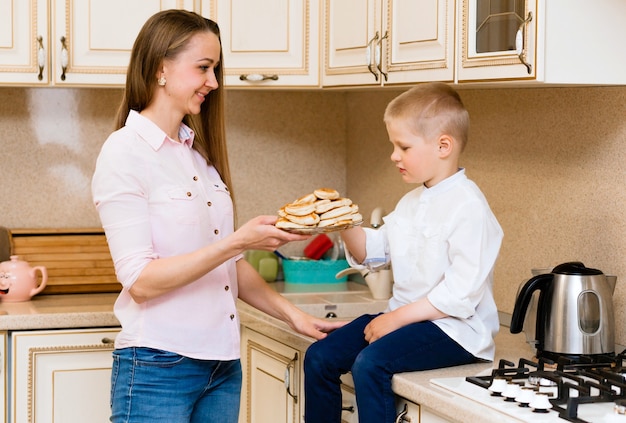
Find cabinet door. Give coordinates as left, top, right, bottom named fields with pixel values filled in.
left=458, top=0, right=536, bottom=81
left=322, top=0, right=381, bottom=86
left=382, top=0, right=455, bottom=84
left=209, top=0, right=320, bottom=87
left=240, top=327, right=300, bottom=423
left=0, top=332, right=6, bottom=423
left=11, top=328, right=120, bottom=423
left=0, top=0, right=49, bottom=85
left=51, top=0, right=194, bottom=86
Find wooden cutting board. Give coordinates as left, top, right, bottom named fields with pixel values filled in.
left=7, top=228, right=121, bottom=294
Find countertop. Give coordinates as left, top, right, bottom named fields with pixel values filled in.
left=0, top=288, right=535, bottom=422
left=0, top=293, right=119, bottom=330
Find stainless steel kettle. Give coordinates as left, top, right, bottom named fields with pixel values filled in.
left=510, top=262, right=617, bottom=360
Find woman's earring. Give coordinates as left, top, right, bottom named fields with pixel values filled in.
left=158, top=76, right=166, bottom=86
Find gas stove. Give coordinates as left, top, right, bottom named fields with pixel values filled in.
left=431, top=352, right=626, bottom=423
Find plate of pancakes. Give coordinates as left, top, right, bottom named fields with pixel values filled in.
left=276, top=188, right=363, bottom=234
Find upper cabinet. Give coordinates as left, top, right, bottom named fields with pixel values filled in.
left=2, top=0, right=624, bottom=88
left=200, top=0, right=320, bottom=88
left=458, top=0, right=626, bottom=84
left=322, top=0, right=455, bottom=87
left=0, top=0, right=193, bottom=87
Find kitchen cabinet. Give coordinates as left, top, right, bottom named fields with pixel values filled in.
left=239, top=327, right=302, bottom=423
left=0, top=0, right=193, bottom=87
left=200, top=0, right=320, bottom=88
left=10, top=327, right=119, bottom=423
left=322, top=0, right=455, bottom=87
left=458, top=0, right=626, bottom=84
left=0, top=332, right=6, bottom=423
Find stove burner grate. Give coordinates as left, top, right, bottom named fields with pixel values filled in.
left=465, top=350, right=626, bottom=423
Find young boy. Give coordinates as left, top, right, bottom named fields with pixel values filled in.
left=303, top=82, right=504, bottom=423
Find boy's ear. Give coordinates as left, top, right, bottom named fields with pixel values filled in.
left=437, top=135, right=453, bottom=158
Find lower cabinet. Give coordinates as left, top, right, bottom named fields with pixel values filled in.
left=239, top=327, right=302, bottom=423
left=0, top=331, right=7, bottom=423
left=238, top=325, right=450, bottom=423
left=10, top=327, right=119, bottom=423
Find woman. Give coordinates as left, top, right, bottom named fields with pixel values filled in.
left=92, top=9, right=343, bottom=423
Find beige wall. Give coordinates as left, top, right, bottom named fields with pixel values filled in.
left=1, top=85, right=624, bottom=343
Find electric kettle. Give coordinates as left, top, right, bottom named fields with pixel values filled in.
left=510, top=262, right=617, bottom=360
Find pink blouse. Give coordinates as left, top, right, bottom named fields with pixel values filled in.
left=92, top=110, right=241, bottom=360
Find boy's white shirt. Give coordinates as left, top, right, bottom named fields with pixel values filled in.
left=345, top=169, right=503, bottom=361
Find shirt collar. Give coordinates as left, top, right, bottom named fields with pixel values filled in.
left=125, top=110, right=195, bottom=150
left=422, top=168, right=466, bottom=198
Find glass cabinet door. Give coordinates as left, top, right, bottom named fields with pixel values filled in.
left=475, top=0, right=526, bottom=53
left=459, top=0, right=536, bottom=81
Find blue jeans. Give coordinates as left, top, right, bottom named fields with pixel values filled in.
left=303, top=314, right=477, bottom=423
left=110, top=347, right=242, bottom=423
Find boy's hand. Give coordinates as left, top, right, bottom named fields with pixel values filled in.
left=363, top=312, right=401, bottom=343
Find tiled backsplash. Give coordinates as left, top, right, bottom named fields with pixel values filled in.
left=0, top=85, right=624, bottom=344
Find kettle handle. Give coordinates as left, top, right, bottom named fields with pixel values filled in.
left=510, top=274, right=552, bottom=334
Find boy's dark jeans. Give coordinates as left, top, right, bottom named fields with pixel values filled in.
left=304, top=314, right=476, bottom=423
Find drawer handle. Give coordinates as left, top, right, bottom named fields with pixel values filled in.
left=395, top=403, right=412, bottom=422
left=376, top=31, right=388, bottom=82
left=239, top=74, right=279, bottom=82
left=341, top=405, right=355, bottom=413
left=101, top=337, right=116, bottom=345
left=37, top=36, right=45, bottom=81
left=366, top=32, right=380, bottom=81
left=60, top=36, right=69, bottom=81
left=284, top=352, right=298, bottom=403
left=515, top=11, right=533, bottom=74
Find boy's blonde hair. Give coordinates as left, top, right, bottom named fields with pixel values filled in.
left=384, top=82, right=470, bottom=151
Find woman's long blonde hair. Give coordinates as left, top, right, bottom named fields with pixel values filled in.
left=115, top=9, right=233, bottom=199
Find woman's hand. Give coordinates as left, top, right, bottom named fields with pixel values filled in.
left=288, top=309, right=349, bottom=340
left=233, top=215, right=310, bottom=252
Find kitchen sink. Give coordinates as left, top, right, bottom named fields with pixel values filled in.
left=283, top=290, right=388, bottom=319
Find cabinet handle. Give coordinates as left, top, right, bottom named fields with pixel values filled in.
left=366, top=32, right=380, bottom=81
left=101, top=337, right=116, bottom=344
left=341, top=405, right=355, bottom=413
left=394, top=403, right=412, bottom=422
left=60, top=36, right=69, bottom=81
left=37, top=36, right=45, bottom=81
left=515, top=12, right=533, bottom=74
left=284, top=352, right=298, bottom=403
left=376, top=31, right=389, bottom=82
left=239, top=74, right=279, bottom=82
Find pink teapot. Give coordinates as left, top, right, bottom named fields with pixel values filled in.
left=0, top=255, right=48, bottom=302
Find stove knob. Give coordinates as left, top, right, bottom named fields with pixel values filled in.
left=530, top=392, right=553, bottom=412
left=502, top=382, right=522, bottom=401
left=488, top=377, right=508, bottom=396
left=515, top=387, right=536, bottom=407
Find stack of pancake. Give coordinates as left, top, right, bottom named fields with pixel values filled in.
left=276, top=188, right=363, bottom=232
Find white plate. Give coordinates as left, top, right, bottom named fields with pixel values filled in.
left=279, top=220, right=363, bottom=235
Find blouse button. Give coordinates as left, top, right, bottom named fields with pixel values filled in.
left=230, top=314, right=235, bottom=320
left=225, top=285, right=230, bottom=291
left=207, top=201, right=212, bottom=207
left=214, top=229, right=219, bottom=235
left=193, top=176, right=198, bottom=181
left=186, top=191, right=192, bottom=197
